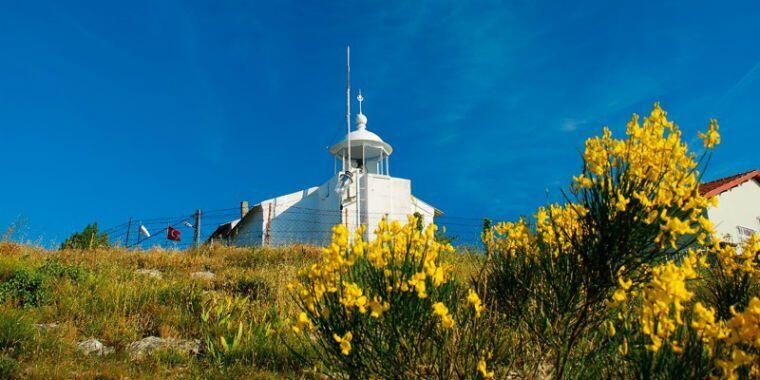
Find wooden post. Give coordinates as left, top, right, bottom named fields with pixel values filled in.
left=264, top=204, right=272, bottom=246
left=193, top=209, right=201, bottom=249
left=136, top=221, right=143, bottom=247
left=125, top=217, right=132, bottom=248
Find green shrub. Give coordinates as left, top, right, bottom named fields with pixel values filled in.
left=0, top=309, right=34, bottom=356
left=38, top=259, right=86, bottom=283
left=200, top=295, right=297, bottom=368
left=233, top=277, right=272, bottom=301
left=60, top=222, right=110, bottom=250
left=607, top=310, right=716, bottom=379
left=698, top=243, right=759, bottom=320
left=153, top=348, right=190, bottom=366
left=0, top=268, right=50, bottom=307
left=0, top=354, right=20, bottom=379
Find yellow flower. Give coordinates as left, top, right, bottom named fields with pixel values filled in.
left=467, top=289, right=484, bottom=317
left=292, top=312, right=314, bottom=333
left=618, top=338, right=629, bottom=356
left=441, top=314, right=455, bottom=329
left=477, top=357, right=495, bottom=379
left=333, top=331, right=353, bottom=356
left=698, top=119, right=720, bottom=148
left=368, top=296, right=390, bottom=318
left=574, top=174, right=593, bottom=188
left=615, top=192, right=630, bottom=212
left=605, top=320, right=616, bottom=336
left=340, top=282, right=368, bottom=313
left=429, top=265, right=446, bottom=286
left=637, top=257, right=697, bottom=352
left=432, top=302, right=455, bottom=329
left=408, top=272, right=428, bottom=299
left=618, top=275, right=632, bottom=290
left=612, top=289, right=627, bottom=303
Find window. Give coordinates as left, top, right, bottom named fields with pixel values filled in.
left=737, top=225, right=757, bottom=243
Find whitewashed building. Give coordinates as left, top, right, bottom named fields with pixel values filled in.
left=699, top=169, right=760, bottom=245
left=210, top=92, right=441, bottom=247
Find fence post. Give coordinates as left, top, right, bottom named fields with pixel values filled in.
left=193, top=209, right=201, bottom=249
left=264, top=204, right=272, bottom=246
left=125, top=217, right=132, bottom=248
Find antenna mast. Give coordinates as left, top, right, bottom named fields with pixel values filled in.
left=346, top=45, right=351, bottom=174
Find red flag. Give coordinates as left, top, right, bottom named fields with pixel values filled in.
left=167, top=226, right=181, bottom=241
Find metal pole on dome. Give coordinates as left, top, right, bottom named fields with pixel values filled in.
left=346, top=45, right=351, bottom=176
left=345, top=45, right=354, bottom=234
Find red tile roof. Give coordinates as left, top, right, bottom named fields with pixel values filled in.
left=699, top=169, right=760, bottom=197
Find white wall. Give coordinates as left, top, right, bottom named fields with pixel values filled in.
left=708, top=179, right=760, bottom=244
left=266, top=182, right=341, bottom=246
left=230, top=207, right=264, bottom=246
left=361, top=173, right=435, bottom=240
left=229, top=172, right=437, bottom=246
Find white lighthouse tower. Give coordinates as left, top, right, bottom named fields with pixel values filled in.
left=212, top=51, right=440, bottom=246
left=328, top=90, right=405, bottom=239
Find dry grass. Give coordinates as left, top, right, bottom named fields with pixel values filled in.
left=0, top=242, right=480, bottom=379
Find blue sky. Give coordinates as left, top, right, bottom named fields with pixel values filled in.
left=1, top=1, right=758, bottom=246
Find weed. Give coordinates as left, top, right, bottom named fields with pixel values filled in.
left=0, top=309, right=34, bottom=356
left=38, top=259, right=86, bottom=282
left=233, top=276, right=272, bottom=301
left=0, top=267, right=50, bottom=307
left=0, top=354, right=20, bottom=379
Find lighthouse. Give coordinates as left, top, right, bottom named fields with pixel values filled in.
left=211, top=52, right=441, bottom=246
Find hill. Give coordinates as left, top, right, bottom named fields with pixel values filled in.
left=0, top=242, right=480, bottom=379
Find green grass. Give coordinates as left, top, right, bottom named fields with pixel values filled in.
left=0, top=242, right=480, bottom=379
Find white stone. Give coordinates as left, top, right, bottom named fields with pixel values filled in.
left=127, top=336, right=202, bottom=358
left=34, top=323, right=59, bottom=331
left=77, top=338, right=114, bottom=356
left=190, top=271, right=215, bottom=280
left=135, top=269, right=162, bottom=279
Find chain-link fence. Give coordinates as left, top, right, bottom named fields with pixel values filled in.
left=103, top=205, right=489, bottom=251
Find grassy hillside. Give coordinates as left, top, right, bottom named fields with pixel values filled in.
left=0, top=241, right=481, bottom=379
left=3, top=105, right=758, bottom=379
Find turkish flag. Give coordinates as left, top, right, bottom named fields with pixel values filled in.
left=167, top=226, right=181, bottom=241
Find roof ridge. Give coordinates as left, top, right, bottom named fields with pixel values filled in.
left=699, top=169, right=760, bottom=197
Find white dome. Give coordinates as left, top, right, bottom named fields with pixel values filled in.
left=328, top=126, right=392, bottom=157
left=356, top=113, right=368, bottom=126
left=329, top=94, right=391, bottom=158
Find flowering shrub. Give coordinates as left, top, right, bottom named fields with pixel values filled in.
left=702, top=235, right=760, bottom=320
left=482, top=103, right=723, bottom=377
left=290, top=217, right=499, bottom=379
left=608, top=237, right=759, bottom=379
left=286, top=103, right=754, bottom=379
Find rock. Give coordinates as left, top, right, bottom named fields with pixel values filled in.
left=127, top=336, right=203, bottom=358
left=190, top=271, right=215, bottom=280
left=135, top=269, right=162, bottom=279
left=77, top=338, right=114, bottom=356
left=34, top=323, right=59, bottom=332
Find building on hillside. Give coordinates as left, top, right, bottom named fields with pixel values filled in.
left=208, top=93, right=441, bottom=247
left=699, top=169, right=760, bottom=245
